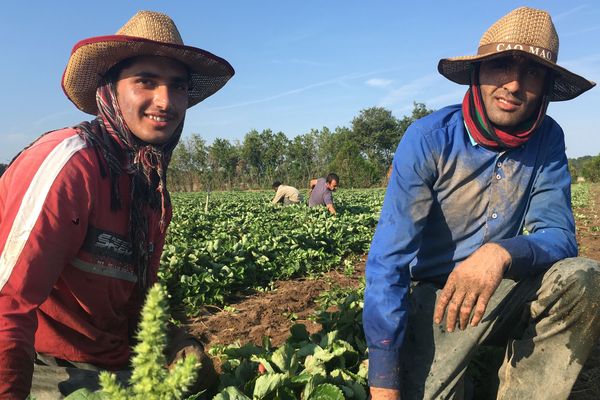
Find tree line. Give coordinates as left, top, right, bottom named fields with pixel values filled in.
left=1, top=104, right=598, bottom=188
left=169, top=103, right=434, bottom=191
left=569, top=156, right=600, bottom=183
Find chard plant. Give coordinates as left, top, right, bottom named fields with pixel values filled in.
left=159, top=189, right=384, bottom=317
left=64, top=284, right=199, bottom=400
left=210, top=286, right=368, bottom=400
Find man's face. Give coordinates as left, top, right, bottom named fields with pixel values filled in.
left=478, top=55, right=548, bottom=131
left=116, top=56, right=189, bottom=144
left=327, top=180, right=338, bottom=191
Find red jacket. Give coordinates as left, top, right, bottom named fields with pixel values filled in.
left=0, top=128, right=170, bottom=399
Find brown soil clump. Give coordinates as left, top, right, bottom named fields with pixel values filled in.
left=184, top=261, right=364, bottom=349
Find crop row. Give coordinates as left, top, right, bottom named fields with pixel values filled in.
left=159, top=190, right=384, bottom=316
left=210, top=282, right=367, bottom=399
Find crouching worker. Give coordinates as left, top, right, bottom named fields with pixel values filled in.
left=271, top=181, right=303, bottom=205
left=364, top=7, right=600, bottom=400
left=0, top=10, right=234, bottom=399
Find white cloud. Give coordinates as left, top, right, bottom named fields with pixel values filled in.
left=205, top=68, right=405, bottom=111
left=378, top=74, right=443, bottom=107
left=554, top=5, right=587, bottom=22
left=366, top=78, right=393, bottom=88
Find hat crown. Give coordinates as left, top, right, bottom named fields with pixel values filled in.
left=116, top=11, right=184, bottom=45
left=62, top=10, right=234, bottom=115
left=479, top=7, right=559, bottom=60
left=438, top=7, right=595, bottom=101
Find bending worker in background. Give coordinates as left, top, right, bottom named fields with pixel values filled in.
left=271, top=181, right=303, bottom=205
left=308, top=173, right=339, bottom=214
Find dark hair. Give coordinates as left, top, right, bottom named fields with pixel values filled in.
left=272, top=181, right=282, bottom=189
left=104, top=56, right=192, bottom=87
left=104, top=58, right=136, bottom=81
left=326, top=173, right=339, bottom=184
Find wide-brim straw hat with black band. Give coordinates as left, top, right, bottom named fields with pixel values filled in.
left=62, top=10, right=235, bottom=115
left=438, top=6, right=595, bottom=102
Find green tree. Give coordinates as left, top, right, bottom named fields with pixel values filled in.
left=351, top=107, right=401, bottom=173
left=261, top=130, right=290, bottom=185
left=568, top=160, right=579, bottom=182
left=326, top=127, right=379, bottom=188
left=581, top=154, right=600, bottom=183
left=286, top=133, right=318, bottom=187
left=207, top=138, right=239, bottom=190
left=240, top=129, right=290, bottom=187
left=240, top=129, right=263, bottom=187
left=165, top=102, right=436, bottom=191
left=169, top=134, right=208, bottom=191
left=397, top=102, right=435, bottom=133
left=170, top=138, right=193, bottom=191
left=350, top=103, right=434, bottom=181
left=314, top=127, right=336, bottom=175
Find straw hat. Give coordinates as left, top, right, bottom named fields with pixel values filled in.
left=438, top=7, right=595, bottom=101
left=62, top=11, right=235, bottom=115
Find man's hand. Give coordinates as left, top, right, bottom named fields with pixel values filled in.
left=166, top=340, right=204, bottom=369
left=433, top=243, right=511, bottom=332
left=326, top=203, right=336, bottom=214
left=165, top=328, right=218, bottom=394
left=370, top=387, right=401, bottom=400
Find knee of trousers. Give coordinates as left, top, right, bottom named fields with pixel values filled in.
left=543, top=257, right=600, bottom=309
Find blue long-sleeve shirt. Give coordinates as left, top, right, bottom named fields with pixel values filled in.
left=363, top=104, right=577, bottom=389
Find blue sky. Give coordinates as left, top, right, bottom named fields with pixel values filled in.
left=2, top=1, right=600, bottom=163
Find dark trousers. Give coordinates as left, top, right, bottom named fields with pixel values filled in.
left=400, top=257, right=600, bottom=400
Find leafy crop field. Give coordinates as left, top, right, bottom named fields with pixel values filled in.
left=153, top=185, right=600, bottom=399
left=159, top=190, right=383, bottom=316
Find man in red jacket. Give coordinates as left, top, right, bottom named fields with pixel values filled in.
left=0, top=11, right=234, bottom=399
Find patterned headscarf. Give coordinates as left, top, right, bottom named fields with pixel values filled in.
left=76, top=75, right=183, bottom=292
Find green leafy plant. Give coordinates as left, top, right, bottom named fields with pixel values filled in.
left=159, top=190, right=383, bottom=316
left=64, top=284, right=199, bottom=400
left=210, top=286, right=368, bottom=399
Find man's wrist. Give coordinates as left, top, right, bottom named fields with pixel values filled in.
left=487, top=242, right=512, bottom=273
left=370, top=386, right=401, bottom=400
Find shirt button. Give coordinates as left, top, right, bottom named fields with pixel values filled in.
left=497, top=162, right=502, bottom=168
left=496, top=174, right=501, bottom=180
left=492, top=213, right=498, bottom=219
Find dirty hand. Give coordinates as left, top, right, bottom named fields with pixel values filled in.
left=167, top=340, right=205, bottom=368
left=433, top=243, right=511, bottom=332
left=370, top=387, right=401, bottom=400
left=165, top=327, right=218, bottom=394
left=166, top=340, right=218, bottom=394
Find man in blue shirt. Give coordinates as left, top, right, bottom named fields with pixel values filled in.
left=364, top=7, right=600, bottom=400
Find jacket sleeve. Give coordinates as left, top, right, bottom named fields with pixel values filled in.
left=363, top=125, right=437, bottom=390
left=0, top=134, right=92, bottom=399
left=494, top=123, right=577, bottom=278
